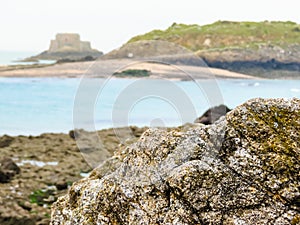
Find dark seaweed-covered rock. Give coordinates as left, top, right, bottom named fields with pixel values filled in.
left=0, top=158, right=20, bottom=183
left=0, top=135, right=14, bottom=148
left=51, top=98, right=300, bottom=225
left=194, top=104, right=231, bottom=125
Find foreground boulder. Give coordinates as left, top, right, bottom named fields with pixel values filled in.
left=51, top=98, right=300, bottom=225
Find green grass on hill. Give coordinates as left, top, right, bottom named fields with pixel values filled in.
left=128, top=21, right=300, bottom=51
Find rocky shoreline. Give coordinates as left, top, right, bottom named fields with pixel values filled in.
left=0, top=103, right=227, bottom=225
left=0, top=127, right=147, bottom=225
left=197, top=44, right=300, bottom=79
left=1, top=99, right=299, bottom=224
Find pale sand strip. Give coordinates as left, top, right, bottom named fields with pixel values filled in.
left=0, top=59, right=257, bottom=79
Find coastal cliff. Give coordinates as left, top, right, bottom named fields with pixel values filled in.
left=51, top=98, right=300, bottom=224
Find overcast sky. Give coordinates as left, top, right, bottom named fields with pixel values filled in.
left=1, top=0, right=298, bottom=53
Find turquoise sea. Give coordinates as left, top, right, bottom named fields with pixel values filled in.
left=0, top=77, right=299, bottom=136
left=0, top=51, right=55, bottom=66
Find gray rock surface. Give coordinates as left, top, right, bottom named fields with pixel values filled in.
left=194, top=104, right=231, bottom=125
left=51, top=98, right=300, bottom=225
left=101, top=40, right=205, bottom=67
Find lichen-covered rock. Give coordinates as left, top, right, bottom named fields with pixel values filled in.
left=51, top=98, right=300, bottom=225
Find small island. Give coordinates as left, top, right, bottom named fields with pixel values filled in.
left=25, top=33, right=103, bottom=61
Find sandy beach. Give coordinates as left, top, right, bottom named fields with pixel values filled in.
left=0, top=59, right=257, bottom=79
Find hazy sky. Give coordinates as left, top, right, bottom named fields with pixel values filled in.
left=1, top=0, right=298, bottom=53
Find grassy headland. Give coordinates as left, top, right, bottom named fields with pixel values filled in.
left=127, top=21, right=300, bottom=78
left=128, top=21, right=300, bottom=51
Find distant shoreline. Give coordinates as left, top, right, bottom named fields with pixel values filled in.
left=0, top=59, right=261, bottom=80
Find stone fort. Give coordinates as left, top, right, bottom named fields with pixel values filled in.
left=49, top=33, right=94, bottom=53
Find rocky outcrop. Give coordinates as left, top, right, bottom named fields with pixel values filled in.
left=101, top=40, right=205, bottom=66
left=32, top=51, right=103, bottom=61
left=194, top=104, right=231, bottom=125
left=50, top=98, right=300, bottom=224
left=0, top=158, right=20, bottom=183
left=102, top=40, right=188, bottom=59
left=198, top=44, right=300, bottom=64
left=0, top=135, right=14, bottom=148
left=199, top=45, right=300, bottom=78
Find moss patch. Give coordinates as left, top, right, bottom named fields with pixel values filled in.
left=29, top=189, right=56, bottom=206
left=113, top=69, right=151, bottom=77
